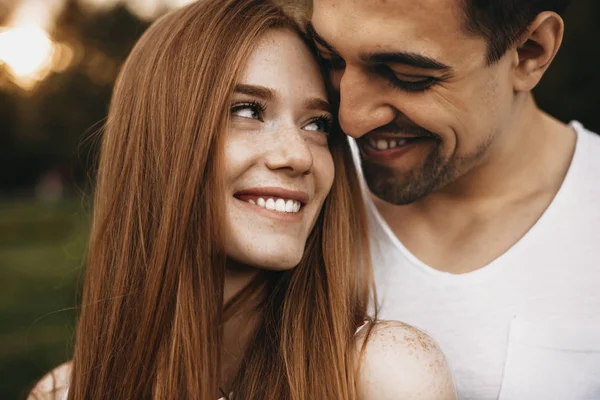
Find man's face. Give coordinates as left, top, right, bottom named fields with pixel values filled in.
left=311, top=0, right=516, bottom=204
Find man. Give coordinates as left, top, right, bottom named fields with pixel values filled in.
left=309, top=0, right=600, bottom=399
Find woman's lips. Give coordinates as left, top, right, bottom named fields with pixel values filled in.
left=233, top=187, right=309, bottom=221
left=233, top=196, right=304, bottom=222
left=234, top=187, right=309, bottom=204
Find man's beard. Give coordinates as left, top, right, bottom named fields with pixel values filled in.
left=362, top=138, right=491, bottom=205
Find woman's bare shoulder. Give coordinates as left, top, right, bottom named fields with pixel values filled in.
left=355, top=320, right=456, bottom=400
left=28, top=361, right=71, bottom=400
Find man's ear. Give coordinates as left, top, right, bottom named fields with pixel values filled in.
left=511, top=11, right=565, bottom=92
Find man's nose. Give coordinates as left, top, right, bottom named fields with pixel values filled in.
left=337, top=67, right=396, bottom=138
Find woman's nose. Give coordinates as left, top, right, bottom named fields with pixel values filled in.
left=264, top=125, right=314, bottom=175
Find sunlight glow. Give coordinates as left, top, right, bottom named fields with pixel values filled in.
left=9, top=0, right=65, bottom=31
left=0, top=0, right=199, bottom=89
left=165, top=0, right=197, bottom=8
left=0, top=25, right=56, bottom=90
left=125, top=0, right=164, bottom=21
left=78, top=0, right=121, bottom=13
left=78, top=0, right=196, bottom=19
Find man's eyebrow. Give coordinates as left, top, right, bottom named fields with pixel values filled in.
left=306, top=23, right=337, bottom=53
left=234, top=84, right=275, bottom=100
left=306, top=23, right=449, bottom=72
left=363, top=52, right=451, bottom=71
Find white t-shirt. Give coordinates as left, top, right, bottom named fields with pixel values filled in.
left=358, top=122, right=600, bottom=400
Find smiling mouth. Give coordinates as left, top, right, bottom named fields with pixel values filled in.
left=363, top=136, right=430, bottom=151
left=235, top=195, right=303, bottom=214
left=234, top=187, right=309, bottom=216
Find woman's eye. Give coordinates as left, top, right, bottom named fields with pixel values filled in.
left=303, top=116, right=332, bottom=134
left=231, top=101, right=266, bottom=121
left=233, top=106, right=259, bottom=119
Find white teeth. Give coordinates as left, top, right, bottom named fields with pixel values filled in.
left=368, top=138, right=408, bottom=150
left=376, top=139, right=389, bottom=150
left=248, top=197, right=302, bottom=214
left=275, top=199, right=286, bottom=212
left=265, top=198, right=275, bottom=211
left=285, top=199, right=295, bottom=212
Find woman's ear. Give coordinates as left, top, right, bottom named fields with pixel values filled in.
left=511, top=11, right=565, bottom=92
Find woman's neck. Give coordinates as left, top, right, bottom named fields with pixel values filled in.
left=224, top=260, right=259, bottom=304
left=221, top=261, right=261, bottom=390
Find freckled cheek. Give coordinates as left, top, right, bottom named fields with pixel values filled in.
left=222, top=137, right=263, bottom=181
left=305, top=151, right=334, bottom=233
left=313, top=148, right=335, bottom=202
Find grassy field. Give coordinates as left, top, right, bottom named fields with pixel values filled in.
left=0, top=197, right=89, bottom=399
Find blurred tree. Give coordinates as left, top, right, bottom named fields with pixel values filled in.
left=0, top=88, right=19, bottom=189
left=1, top=0, right=149, bottom=193
left=0, top=0, right=15, bottom=25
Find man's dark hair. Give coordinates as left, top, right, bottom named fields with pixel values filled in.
left=462, top=0, right=572, bottom=64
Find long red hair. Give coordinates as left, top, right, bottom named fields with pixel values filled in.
left=69, top=1, right=373, bottom=398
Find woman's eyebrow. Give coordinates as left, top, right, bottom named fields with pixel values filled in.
left=235, top=84, right=330, bottom=113
left=234, top=84, right=275, bottom=101
left=304, top=98, right=331, bottom=113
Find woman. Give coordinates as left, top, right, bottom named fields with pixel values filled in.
left=30, top=0, right=456, bottom=399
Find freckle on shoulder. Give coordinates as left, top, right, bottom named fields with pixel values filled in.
left=359, top=320, right=438, bottom=350
left=355, top=320, right=456, bottom=400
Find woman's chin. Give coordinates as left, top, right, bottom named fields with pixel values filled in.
left=229, top=248, right=304, bottom=272
left=253, top=252, right=303, bottom=271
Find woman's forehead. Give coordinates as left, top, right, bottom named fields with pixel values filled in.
left=237, top=29, right=327, bottom=101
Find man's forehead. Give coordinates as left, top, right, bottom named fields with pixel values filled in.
left=311, top=0, right=481, bottom=66
left=313, top=0, right=461, bottom=18
left=312, top=0, right=467, bottom=51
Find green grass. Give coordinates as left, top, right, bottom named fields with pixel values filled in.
left=0, top=197, right=89, bottom=399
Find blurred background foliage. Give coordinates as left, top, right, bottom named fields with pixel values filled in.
left=0, top=0, right=598, bottom=398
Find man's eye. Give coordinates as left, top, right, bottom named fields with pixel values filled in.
left=303, top=116, right=332, bottom=134
left=371, top=65, right=438, bottom=93
left=230, top=101, right=266, bottom=121
left=395, top=74, right=432, bottom=83
left=382, top=68, right=437, bottom=92
left=390, top=76, right=437, bottom=92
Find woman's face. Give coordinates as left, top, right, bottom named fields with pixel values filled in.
left=224, top=28, right=334, bottom=270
